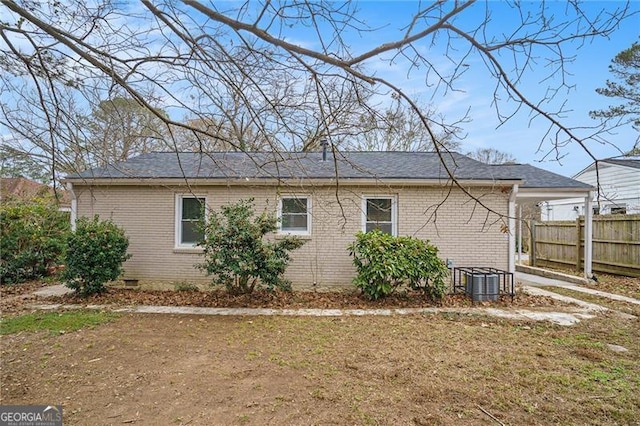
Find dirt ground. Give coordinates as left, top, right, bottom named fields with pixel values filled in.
left=2, top=311, right=639, bottom=426
left=2, top=275, right=639, bottom=425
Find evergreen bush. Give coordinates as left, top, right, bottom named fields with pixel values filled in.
left=63, top=216, right=130, bottom=296
left=348, top=230, right=449, bottom=300
left=197, top=199, right=305, bottom=294
left=0, top=198, right=70, bottom=284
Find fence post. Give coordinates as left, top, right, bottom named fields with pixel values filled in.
left=576, top=217, right=582, bottom=272
left=530, top=220, right=536, bottom=267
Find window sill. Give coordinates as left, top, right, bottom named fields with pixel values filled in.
left=275, top=233, right=312, bottom=240
left=173, top=247, right=204, bottom=254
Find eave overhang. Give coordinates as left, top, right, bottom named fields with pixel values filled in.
left=63, top=177, right=524, bottom=187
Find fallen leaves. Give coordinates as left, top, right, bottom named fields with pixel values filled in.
left=38, top=287, right=567, bottom=310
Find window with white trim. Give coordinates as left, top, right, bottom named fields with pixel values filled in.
left=362, top=196, right=397, bottom=235
left=279, top=196, right=311, bottom=235
left=610, top=204, right=627, bottom=215
left=175, top=195, right=206, bottom=247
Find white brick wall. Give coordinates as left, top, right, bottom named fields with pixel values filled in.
left=73, top=183, right=510, bottom=290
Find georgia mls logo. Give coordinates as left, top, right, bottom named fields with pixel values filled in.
left=0, top=405, right=63, bottom=426
left=43, top=406, right=61, bottom=419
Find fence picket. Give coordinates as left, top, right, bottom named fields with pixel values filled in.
left=532, top=214, right=640, bottom=277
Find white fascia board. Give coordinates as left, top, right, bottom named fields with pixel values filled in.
left=64, top=177, right=524, bottom=187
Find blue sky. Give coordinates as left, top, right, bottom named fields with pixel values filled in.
left=343, top=1, right=640, bottom=176
left=1, top=1, right=638, bottom=178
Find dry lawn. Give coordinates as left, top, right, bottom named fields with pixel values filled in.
left=1, top=312, right=639, bottom=425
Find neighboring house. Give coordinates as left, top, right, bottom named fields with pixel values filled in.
left=64, top=151, right=593, bottom=289
left=542, top=158, right=640, bottom=221
left=0, top=176, right=71, bottom=210
left=1, top=176, right=49, bottom=200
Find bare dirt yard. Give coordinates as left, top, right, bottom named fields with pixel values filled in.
left=2, top=309, right=639, bottom=425
left=1, top=275, right=639, bottom=425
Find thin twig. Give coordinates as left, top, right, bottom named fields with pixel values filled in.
left=477, top=404, right=505, bottom=426
left=585, top=395, right=617, bottom=400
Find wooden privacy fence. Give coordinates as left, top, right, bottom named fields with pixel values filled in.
left=531, top=214, right=640, bottom=277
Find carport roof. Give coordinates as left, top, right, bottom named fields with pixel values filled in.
left=491, top=163, right=593, bottom=190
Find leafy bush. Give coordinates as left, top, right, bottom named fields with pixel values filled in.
left=174, top=281, right=200, bottom=292
left=348, top=230, right=449, bottom=300
left=197, top=199, right=306, bottom=294
left=63, top=216, right=131, bottom=296
left=0, top=198, right=70, bottom=284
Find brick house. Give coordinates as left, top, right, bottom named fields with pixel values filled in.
left=64, top=151, right=594, bottom=289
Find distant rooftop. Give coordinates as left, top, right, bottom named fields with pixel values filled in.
left=66, top=151, right=592, bottom=189
left=0, top=177, right=71, bottom=206
left=602, top=157, right=640, bottom=170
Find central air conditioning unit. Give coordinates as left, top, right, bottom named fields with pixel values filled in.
left=465, top=273, right=499, bottom=301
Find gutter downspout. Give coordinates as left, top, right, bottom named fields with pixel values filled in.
left=508, top=184, right=519, bottom=274
left=66, top=181, right=77, bottom=232
left=584, top=191, right=593, bottom=279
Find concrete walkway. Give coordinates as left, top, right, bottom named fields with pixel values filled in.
left=22, top=283, right=610, bottom=326
left=29, top=301, right=599, bottom=326
left=517, top=272, right=640, bottom=306
left=521, top=286, right=609, bottom=312
left=23, top=280, right=638, bottom=326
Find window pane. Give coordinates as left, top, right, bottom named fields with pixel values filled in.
left=367, top=198, right=392, bottom=222
left=282, top=198, right=307, bottom=214
left=182, top=198, right=204, bottom=220
left=611, top=206, right=626, bottom=215
left=181, top=221, right=203, bottom=244
left=282, top=214, right=308, bottom=231
left=366, top=222, right=392, bottom=235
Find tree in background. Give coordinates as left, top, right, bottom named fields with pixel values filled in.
left=1, top=140, right=50, bottom=183
left=466, top=148, right=517, bottom=165
left=0, top=1, right=635, bottom=203
left=625, top=143, right=640, bottom=156
left=347, top=94, right=462, bottom=152
left=1, top=94, right=169, bottom=180
left=590, top=41, right=640, bottom=149
left=87, top=97, right=169, bottom=167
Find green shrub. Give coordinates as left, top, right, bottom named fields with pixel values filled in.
left=63, top=216, right=131, bottom=296
left=174, top=281, right=200, bottom=292
left=0, top=198, right=70, bottom=284
left=348, top=230, right=449, bottom=300
left=196, top=199, right=306, bottom=294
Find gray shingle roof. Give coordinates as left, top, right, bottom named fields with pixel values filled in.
left=602, top=158, right=640, bottom=170
left=66, top=151, right=590, bottom=189
left=491, top=164, right=593, bottom=189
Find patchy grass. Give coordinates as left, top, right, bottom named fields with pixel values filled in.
left=0, top=310, right=119, bottom=335
left=1, top=313, right=638, bottom=425
left=540, top=286, right=640, bottom=317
